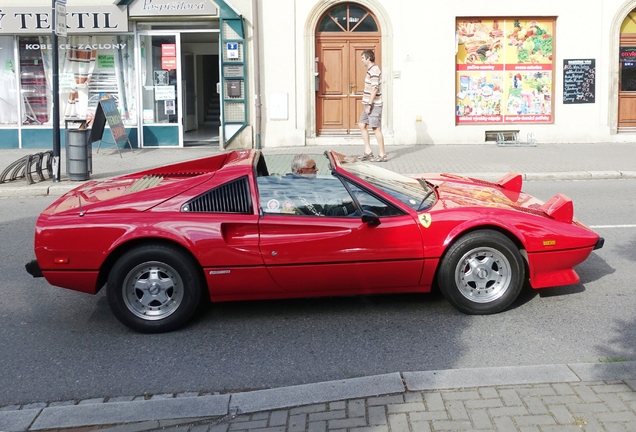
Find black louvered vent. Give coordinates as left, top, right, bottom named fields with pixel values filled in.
left=182, top=177, right=252, bottom=214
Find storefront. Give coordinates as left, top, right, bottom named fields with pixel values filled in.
left=0, top=0, right=248, bottom=149
left=0, top=2, right=134, bottom=148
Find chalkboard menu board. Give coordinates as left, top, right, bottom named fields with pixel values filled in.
left=563, top=59, right=595, bottom=104
left=88, top=96, right=129, bottom=145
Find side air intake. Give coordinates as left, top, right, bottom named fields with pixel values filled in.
left=182, top=176, right=252, bottom=214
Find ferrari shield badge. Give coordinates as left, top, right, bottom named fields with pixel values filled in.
left=418, top=213, right=432, bottom=228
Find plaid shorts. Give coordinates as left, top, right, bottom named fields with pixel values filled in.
left=359, top=105, right=383, bottom=128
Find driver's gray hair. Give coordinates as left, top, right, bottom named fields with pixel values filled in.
left=291, top=154, right=312, bottom=173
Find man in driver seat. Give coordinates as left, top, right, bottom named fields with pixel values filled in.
left=289, top=154, right=358, bottom=217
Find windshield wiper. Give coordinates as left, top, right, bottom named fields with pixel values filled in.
left=417, top=179, right=438, bottom=211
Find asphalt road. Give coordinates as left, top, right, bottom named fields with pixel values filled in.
left=1, top=179, right=634, bottom=407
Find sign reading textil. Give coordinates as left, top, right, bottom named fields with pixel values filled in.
left=0, top=5, right=128, bottom=34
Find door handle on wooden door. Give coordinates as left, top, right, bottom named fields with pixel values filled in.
left=315, top=57, right=319, bottom=91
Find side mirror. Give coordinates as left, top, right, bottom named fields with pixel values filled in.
left=361, top=209, right=380, bottom=226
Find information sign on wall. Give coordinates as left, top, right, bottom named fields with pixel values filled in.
left=563, top=59, right=595, bottom=104
left=226, top=42, right=239, bottom=59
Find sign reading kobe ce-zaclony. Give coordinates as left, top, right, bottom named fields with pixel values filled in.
left=0, top=5, right=127, bottom=34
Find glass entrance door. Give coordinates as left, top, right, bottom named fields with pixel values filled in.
left=138, top=33, right=182, bottom=147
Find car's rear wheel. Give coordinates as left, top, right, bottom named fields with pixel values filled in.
left=438, top=230, right=524, bottom=315
left=107, top=245, right=202, bottom=333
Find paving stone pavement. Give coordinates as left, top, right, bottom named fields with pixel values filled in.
left=1, top=363, right=634, bottom=432
left=42, top=378, right=636, bottom=432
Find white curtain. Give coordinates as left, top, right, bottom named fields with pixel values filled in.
left=61, top=36, right=96, bottom=118
left=113, top=35, right=136, bottom=125
left=0, top=36, right=18, bottom=124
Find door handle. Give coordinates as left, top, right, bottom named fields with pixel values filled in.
left=350, top=82, right=356, bottom=94
left=315, top=57, right=320, bottom=92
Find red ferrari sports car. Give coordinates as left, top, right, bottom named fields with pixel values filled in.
left=26, top=150, right=603, bottom=333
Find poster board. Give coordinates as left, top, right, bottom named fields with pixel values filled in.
left=455, top=18, right=555, bottom=124
left=88, top=96, right=133, bottom=155
left=563, top=59, right=595, bottom=104
left=88, top=96, right=130, bottom=146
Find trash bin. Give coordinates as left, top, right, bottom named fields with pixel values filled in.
left=65, top=120, right=92, bottom=181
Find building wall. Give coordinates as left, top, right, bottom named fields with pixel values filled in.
left=254, top=0, right=636, bottom=146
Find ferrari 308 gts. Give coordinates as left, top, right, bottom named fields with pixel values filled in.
left=26, top=150, right=604, bottom=332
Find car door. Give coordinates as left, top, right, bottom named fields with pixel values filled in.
left=256, top=174, right=424, bottom=295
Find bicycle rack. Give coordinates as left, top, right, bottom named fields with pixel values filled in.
left=0, top=151, right=54, bottom=184
left=496, top=132, right=537, bottom=147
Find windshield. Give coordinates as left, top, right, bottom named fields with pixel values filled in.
left=338, top=158, right=436, bottom=211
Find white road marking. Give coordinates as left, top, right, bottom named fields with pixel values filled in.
left=590, top=224, right=636, bottom=229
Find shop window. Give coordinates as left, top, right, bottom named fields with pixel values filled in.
left=18, top=35, right=137, bottom=127
left=19, top=36, right=49, bottom=125
left=0, top=36, right=19, bottom=125
left=455, top=18, right=555, bottom=125
left=318, top=3, right=378, bottom=33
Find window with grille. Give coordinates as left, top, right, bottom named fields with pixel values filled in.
left=182, top=176, right=252, bottom=214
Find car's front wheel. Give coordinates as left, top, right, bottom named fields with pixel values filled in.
left=107, top=245, right=203, bottom=333
left=438, top=230, right=524, bottom=315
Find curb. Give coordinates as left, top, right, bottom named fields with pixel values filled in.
left=1, top=171, right=634, bottom=198
left=2, top=362, right=636, bottom=431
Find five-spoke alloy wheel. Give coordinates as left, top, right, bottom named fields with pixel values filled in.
left=107, top=245, right=203, bottom=333
left=438, top=230, right=525, bottom=314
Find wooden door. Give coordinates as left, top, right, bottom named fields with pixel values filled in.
left=618, top=93, right=636, bottom=131
left=316, top=38, right=380, bottom=135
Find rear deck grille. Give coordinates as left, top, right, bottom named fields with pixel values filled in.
left=123, top=175, right=164, bottom=194
left=182, top=176, right=252, bottom=214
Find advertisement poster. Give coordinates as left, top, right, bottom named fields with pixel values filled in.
left=456, top=18, right=554, bottom=124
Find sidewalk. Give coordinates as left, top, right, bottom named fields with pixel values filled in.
left=2, top=362, right=636, bottom=432
left=2, top=142, right=636, bottom=431
left=1, top=141, right=636, bottom=197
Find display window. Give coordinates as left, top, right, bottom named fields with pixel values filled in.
left=455, top=18, right=555, bottom=124
left=18, top=35, right=137, bottom=127
left=0, top=36, right=19, bottom=125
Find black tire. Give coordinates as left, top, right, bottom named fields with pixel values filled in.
left=107, top=245, right=203, bottom=333
left=437, top=230, right=524, bottom=315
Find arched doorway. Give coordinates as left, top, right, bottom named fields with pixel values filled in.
left=315, top=3, right=381, bottom=135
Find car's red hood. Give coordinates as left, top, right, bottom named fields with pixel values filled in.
left=435, top=178, right=543, bottom=211
left=425, top=173, right=548, bottom=216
